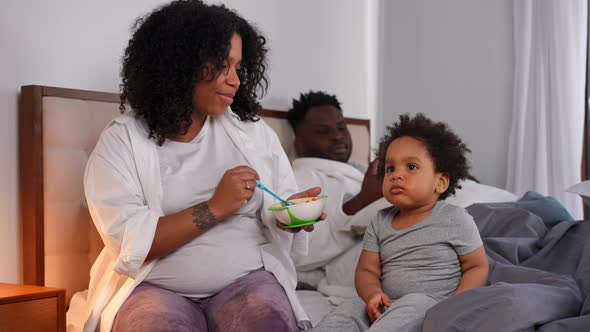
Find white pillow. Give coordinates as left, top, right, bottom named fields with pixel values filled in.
left=566, top=180, right=590, bottom=205
left=445, top=179, right=518, bottom=208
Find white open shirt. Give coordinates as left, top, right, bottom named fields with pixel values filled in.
left=69, top=109, right=310, bottom=331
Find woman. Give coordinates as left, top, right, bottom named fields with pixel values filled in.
left=71, top=1, right=320, bottom=331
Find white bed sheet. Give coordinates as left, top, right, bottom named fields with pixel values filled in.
left=296, top=290, right=339, bottom=326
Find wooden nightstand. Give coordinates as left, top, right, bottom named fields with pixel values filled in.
left=0, top=283, right=65, bottom=332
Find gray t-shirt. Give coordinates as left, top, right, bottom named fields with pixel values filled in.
left=363, top=200, right=482, bottom=300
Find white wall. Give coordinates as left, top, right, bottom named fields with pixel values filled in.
left=223, top=0, right=372, bottom=119
left=0, top=0, right=371, bottom=283
left=377, top=0, right=514, bottom=187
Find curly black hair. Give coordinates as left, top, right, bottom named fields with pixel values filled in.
left=286, top=90, right=342, bottom=132
left=377, top=113, right=471, bottom=200
left=119, top=0, right=268, bottom=145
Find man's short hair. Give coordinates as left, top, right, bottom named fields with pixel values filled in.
left=287, top=91, right=342, bottom=132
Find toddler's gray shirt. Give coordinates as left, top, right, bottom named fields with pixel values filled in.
left=363, top=200, right=483, bottom=300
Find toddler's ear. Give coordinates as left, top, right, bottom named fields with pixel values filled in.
left=435, top=173, right=450, bottom=194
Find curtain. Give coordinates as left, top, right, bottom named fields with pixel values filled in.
left=506, top=0, right=587, bottom=219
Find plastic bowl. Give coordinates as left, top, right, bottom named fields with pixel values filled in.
left=268, top=195, right=327, bottom=228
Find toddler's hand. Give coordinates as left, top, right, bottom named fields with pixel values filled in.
left=366, top=291, right=391, bottom=322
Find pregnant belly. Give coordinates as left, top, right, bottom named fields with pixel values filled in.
left=144, top=219, right=267, bottom=299
left=145, top=244, right=264, bottom=299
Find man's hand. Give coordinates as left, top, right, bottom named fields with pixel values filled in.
left=366, top=291, right=391, bottom=322
left=276, top=187, right=326, bottom=233
left=343, top=159, right=383, bottom=215
left=360, top=159, right=383, bottom=202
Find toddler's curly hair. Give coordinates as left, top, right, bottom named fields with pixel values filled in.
left=377, top=113, right=471, bottom=200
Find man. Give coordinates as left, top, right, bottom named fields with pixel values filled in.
left=287, top=91, right=385, bottom=274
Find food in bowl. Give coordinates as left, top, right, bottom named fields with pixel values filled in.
left=268, top=195, right=327, bottom=228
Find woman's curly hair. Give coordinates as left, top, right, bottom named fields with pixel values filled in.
left=376, top=113, right=471, bottom=200
left=119, top=0, right=268, bottom=145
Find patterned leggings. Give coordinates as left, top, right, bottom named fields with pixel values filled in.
left=112, top=269, right=298, bottom=332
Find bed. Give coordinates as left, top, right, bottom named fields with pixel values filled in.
left=19, top=85, right=590, bottom=331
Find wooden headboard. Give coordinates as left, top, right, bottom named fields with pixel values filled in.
left=18, top=85, right=370, bottom=303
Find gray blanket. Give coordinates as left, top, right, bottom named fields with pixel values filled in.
left=423, top=192, right=590, bottom=331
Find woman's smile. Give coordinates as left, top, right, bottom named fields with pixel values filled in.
left=217, top=92, right=234, bottom=105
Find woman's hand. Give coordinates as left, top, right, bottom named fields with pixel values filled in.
left=208, top=166, right=259, bottom=221
left=276, top=186, right=326, bottom=233
left=366, top=291, right=391, bottom=322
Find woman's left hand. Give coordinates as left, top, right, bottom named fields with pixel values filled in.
left=276, top=187, right=326, bottom=233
